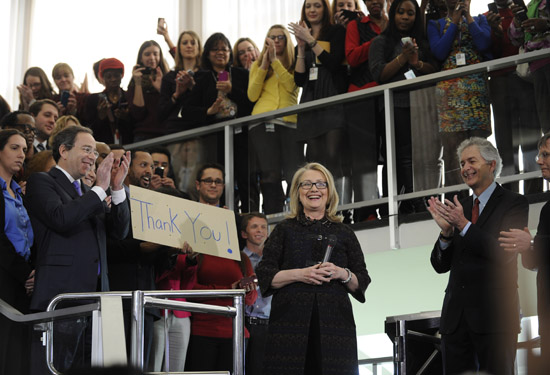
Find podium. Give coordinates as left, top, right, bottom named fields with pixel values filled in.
left=385, top=311, right=442, bottom=375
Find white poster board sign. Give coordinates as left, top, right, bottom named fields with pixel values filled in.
left=129, top=186, right=240, bottom=261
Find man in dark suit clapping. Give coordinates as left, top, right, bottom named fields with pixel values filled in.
left=26, top=125, right=131, bottom=373
left=427, top=137, right=528, bottom=375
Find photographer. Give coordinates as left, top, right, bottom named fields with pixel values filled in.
left=127, top=41, right=170, bottom=141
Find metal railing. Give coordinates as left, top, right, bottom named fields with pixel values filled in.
left=123, top=48, right=550, bottom=248
left=1, top=289, right=245, bottom=375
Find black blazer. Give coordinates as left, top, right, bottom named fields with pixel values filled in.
left=25, top=168, right=130, bottom=311
left=180, top=67, right=253, bottom=128
left=431, top=184, right=528, bottom=334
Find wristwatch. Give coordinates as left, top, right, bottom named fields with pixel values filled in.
left=309, top=40, right=317, bottom=48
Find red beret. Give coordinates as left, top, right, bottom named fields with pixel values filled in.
left=99, top=58, right=124, bottom=79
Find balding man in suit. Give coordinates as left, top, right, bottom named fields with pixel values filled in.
left=26, top=125, right=131, bottom=373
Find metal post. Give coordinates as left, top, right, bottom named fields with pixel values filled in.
left=224, top=125, right=235, bottom=210
left=232, top=294, right=245, bottom=375
left=130, top=290, right=145, bottom=370
left=384, top=88, right=400, bottom=249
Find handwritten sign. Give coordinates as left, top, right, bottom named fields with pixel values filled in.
left=129, top=186, right=240, bottom=261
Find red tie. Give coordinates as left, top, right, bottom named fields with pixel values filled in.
left=471, top=198, right=480, bottom=224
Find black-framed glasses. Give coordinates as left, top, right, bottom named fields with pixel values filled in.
left=299, top=181, right=328, bottom=190
left=536, top=151, right=550, bottom=162
left=268, top=35, right=286, bottom=41
left=81, top=146, right=99, bottom=158
left=200, top=178, right=224, bottom=186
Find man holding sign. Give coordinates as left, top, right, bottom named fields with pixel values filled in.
left=185, top=163, right=258, bottom=373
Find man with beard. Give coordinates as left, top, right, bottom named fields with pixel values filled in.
left=107, top=149, right=167, bottom=368
left=29, top=99, right=58, bottom=153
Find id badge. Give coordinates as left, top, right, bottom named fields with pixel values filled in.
left=456, top=53, right=466, bottom=66
left=404, top=69, right=416, bottom=80
left=265, top=123, right=275, bottom=133
left=309, top=66, right=318, bottom=81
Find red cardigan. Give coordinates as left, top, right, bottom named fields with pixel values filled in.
left=155, top=254, right=197, bottom=318
left=191, top=254, right=257, bottom=338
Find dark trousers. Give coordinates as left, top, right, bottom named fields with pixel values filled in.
left=31, top=316, right=89, bottom=375
left=441, top=313, right=517, bottom=375
left=186, top=335, right=248, bottom=373
left=245, top=321, right=269, bottom=375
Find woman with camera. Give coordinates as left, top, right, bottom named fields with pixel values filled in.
left=256, top=162, right=371, bottom=375
left=427, top=0, right=491, bottom=192
left=158, top=31, right=202, bottom=134
left=369, top=0, right=437, bottom=213
left=51, top=63, right=88, bottom=119
left=127, top=40, right=170, bottom=141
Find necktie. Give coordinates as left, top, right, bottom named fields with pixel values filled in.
left=73, top=180, right=83, bottom=196
left=36, top=143, right=45, bottom=151
left=471, top=198, right=480, bottom=224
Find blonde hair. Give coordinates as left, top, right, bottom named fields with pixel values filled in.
left=49, top=115, right=81, bottom=145
left=257, top=25, right=295, bottom=77
left=52, top=63, right=74, bottom=80
left=233, top=37, right=260, bottom=68
left=287, top=162, right=342, bottom=222
left=175, top=31, right=202, bottom=71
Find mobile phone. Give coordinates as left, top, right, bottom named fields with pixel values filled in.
left=512, top=0, right=529, bottom=22
left=157, top=18, right=166, bottom=35
left=487, top=3, right=498, bottom=14
left=239, top=274, right=258, bottom=289
left=154, top=166, right=165, bottom=177
left=401, top=36, right=412, bottom=46
left=60, top=90, right=70, bottom=107
left=218, top=71, right=229, bottom=81
left=141, top=66, right=152, bottom=75
left=341, top=9, right=359, bottom=21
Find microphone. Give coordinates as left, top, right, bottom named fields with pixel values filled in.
left=321, top=235, right=337, bottom=264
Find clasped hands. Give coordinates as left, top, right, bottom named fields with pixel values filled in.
left=301, top=262, right=346, bottom=285
left=96, top=151, right=131, bottom=192
left=427, top=195, right=469, bottom=234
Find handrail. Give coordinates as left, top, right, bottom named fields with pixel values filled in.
left=126, top=48, right=550, bottom=151
left=120, top=47, right=550, bottom=239
left=45, top=290, right=246, bottom=375
left=0, top=298, right=99, bottom=324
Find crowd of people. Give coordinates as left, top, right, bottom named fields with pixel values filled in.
left=1, top=0, right=547, bottom=219
left=1, top=0, right=550, bottom=374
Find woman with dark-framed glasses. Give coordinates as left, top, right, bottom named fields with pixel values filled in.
left=256, top=162, right=371, bottom=375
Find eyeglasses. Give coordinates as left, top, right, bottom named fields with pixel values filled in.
left=299, top=181, right=328, bottom=190
left=81, top=146, right=99, bottom=158
left=200, top=178, right=224, bottom=186
left=237, top=47, right=255, bottom=56
left=211, top=48, right=230, bottom=53
left=8, top=124, right=36, bottom=135
left=268, top=35, right=286, bottom=41
left=536, top=151, right=550, bottom=162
